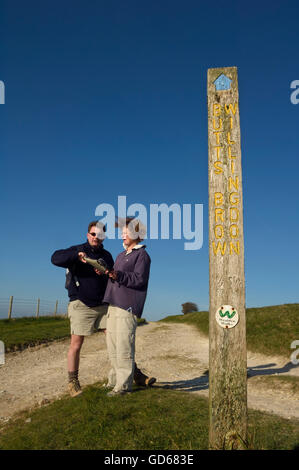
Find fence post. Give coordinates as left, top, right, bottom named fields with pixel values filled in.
left=36, top=298, right=40, bottom=318
left=54, top=300, right=58, bottom=316
left=8, top=296, right=13, bottom=319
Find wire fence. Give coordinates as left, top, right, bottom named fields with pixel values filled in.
left=0, top=296, right=68, bottom=319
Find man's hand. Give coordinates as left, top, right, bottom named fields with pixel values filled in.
left=78, top=252, right=87, bottom=263
left=94, top=268, right=103, bottom=275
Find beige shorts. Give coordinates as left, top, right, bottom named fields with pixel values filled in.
left=68, top=300, right=108, bottom=336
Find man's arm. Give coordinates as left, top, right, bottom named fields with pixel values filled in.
left=51, top=246, right=82, bottom=268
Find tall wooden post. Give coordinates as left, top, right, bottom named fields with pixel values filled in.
left=208, top=67, right=247, bottom=449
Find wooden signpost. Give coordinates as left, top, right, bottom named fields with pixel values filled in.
left=207, top=67, right=247, bottom=449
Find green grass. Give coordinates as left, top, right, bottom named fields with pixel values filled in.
left=1, top=304, right=297, bottom=357
left=0, top=385, right=298, bottom=450
left=0, top=316, right=70, bottom=351
left=160, top=303, right=299, bottom=358
left=0, top=316, right=147, bottom=352
left=0, top=307, right=298, bottom=450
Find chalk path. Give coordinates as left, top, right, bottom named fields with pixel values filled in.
left=0, top=322, right=298, bottom=423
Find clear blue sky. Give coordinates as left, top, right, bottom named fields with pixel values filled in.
left=0, top=0, right=298, bottom=320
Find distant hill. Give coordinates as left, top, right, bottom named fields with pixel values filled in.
left=160, top=303, right=299, bottom=358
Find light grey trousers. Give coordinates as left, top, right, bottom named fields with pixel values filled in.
left=106, top=305, right=137, bottom=392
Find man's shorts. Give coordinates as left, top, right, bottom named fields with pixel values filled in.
left=68, top=300, right=108, bottom=336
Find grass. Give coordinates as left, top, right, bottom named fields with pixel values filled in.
left=0, top=316, right=70, bottom=352
left=0, top=315, right=147, bottom=352
left=0, top=305, right=298, bottom=450
left=2, top=303, right=297, bottom=357
left=0, top=384, right=298, bottom=450
left=0, top=304, right=299, bottom=450
left=160, top=303, right=299, bottom=358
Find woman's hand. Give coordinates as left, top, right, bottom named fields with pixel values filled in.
left=108, top=270, right=118, bottom=280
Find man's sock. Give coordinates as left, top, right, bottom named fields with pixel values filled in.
left=68, top=370, right=79, bottom=383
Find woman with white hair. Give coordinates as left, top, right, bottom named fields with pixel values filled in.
left=103, top=217, right=151, bottom=396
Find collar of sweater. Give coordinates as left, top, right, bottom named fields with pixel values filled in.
left=123, top=243, right=145, bottom=255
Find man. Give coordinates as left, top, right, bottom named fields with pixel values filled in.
left=103, top=217, right=152, bottom=396
left=51, top=221, right=114, bottom=397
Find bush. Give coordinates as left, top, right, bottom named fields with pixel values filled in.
left=181, top=302, right=198, bottom=315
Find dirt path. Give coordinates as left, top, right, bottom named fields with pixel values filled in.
left=0, top=322, right=298, bottom=423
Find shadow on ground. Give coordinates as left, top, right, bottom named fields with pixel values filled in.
left=154, top=362, right=299, bottom=392
left=247, top=361, right=299, bottom=377
left=156, top=375, right=209, bottom=392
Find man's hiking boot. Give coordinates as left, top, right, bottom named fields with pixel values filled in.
left=68, top=379, right=82, bottom=397
left=134, top=365, right=156, bottom=387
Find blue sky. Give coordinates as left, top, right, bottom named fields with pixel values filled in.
left=0, top=0, right=298, bottom=320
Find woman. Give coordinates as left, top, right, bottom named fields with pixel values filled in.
left=103, top=217, right=151, bottom=396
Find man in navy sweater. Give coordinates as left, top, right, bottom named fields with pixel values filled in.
left=51, top=221, right=114, bottom=397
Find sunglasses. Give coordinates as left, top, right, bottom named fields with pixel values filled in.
left=89, top=232, right=101, bottom=237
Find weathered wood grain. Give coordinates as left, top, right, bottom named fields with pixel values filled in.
left=208, top=67, right=247, bottom=449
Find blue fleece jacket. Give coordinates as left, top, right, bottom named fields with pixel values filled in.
left=103, top=245, right=151, bottom=318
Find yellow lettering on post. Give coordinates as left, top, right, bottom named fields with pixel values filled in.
left=227, top=132, right=235, bottom=145
left=230, top=160, right=235, bottom=175
left=212, top=241, right=227, bottom=255
left=213, top=104, right=221, bottom=116
left=213, top=118, right=223, bottom=131
left=214, top=146, right=223, bottom=159
left=229, top=224, right=239, bottom=239
left=229, top=176, right=239, bottom=191
left=213, top=132, right=221, bottom=145
left=229, top=241, right=240, bottom=255
left=215, top=208, right=224, bottom=223
left=229, top=207, right=239, bottom=222
left=214, top=161, right=223, bottom=174
left=225, top=103, right=238, bottom=115
left=228, top=146, right=236, bottom=159
left=230, top=117, right=233, bottom=130
left=214, top=225, right=224, bottom=239
left=229, top=192, right=239, bottom=205
left=215, top=192, right=224, bottom=206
